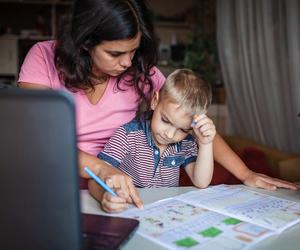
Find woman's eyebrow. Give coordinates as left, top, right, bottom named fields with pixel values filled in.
left=105, top=47, right=138, bottom=54
left=105, top=50, right=124, bottom=54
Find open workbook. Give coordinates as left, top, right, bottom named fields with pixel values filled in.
left=122, top=185, right=300, bottom=250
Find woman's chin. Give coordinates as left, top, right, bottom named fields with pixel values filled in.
left=110, top=70, right=125, bottom=76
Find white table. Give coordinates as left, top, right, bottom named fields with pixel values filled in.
left=81, top=186, right=300, bottom=250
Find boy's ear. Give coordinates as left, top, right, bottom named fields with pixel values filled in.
left=151, top=91, right=159, bottom=110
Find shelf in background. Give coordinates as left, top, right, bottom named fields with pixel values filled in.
left=154, top=21, right=192, bottom=29
left=0, top=0, right=72, bottom=5
left=18, top=35, right=53, bottom=40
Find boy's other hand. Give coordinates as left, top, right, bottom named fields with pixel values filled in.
left=192, top=114, right=216, bottom=145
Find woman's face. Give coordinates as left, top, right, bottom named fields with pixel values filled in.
left=90, top=32, right=141, bottom=77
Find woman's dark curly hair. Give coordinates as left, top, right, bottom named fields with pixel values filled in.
left=55, top=0, right=158, bottom=102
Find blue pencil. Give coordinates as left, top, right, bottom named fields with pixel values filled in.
left=84, top=167, right=117, bottom=196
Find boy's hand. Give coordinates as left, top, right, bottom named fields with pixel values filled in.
left=99, top=164, right=143, bottom=209
left=100, top=188, right=129, bottom=213
left=192, top=114, right=216, bottom=145
left=100, top=175, right=144, bottom=213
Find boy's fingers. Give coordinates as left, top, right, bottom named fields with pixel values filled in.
left=115, top=188, right=129, bottom=199
left=199, top=123, right=214, bottom=133
left=104, top=191, right=126, bottom=202
left=101, top=200, right=128, bottom=213
left=191, top=114, right=204, bottom=127
left=101, top=191, right=128, bottom=213
left=193, top=118, right=213, bottom=130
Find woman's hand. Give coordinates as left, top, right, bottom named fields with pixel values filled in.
left=243, top=171, right=299, bottom=190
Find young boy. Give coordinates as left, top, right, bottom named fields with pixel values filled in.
left=98, top=69, right=216, bottom=212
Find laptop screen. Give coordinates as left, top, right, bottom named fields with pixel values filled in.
left=0, top=89, right=82, bottom=250
left=0, top=88, right=139, bottom=250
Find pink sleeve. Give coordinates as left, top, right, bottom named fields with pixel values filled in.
left=150, top=66, right=166, bottom=91
left=18, top=41, right=58, bottom=88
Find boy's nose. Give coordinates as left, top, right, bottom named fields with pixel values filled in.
left=165, top=128, right=176, bottom=139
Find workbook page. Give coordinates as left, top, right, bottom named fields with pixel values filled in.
left=123, top=198, right=275, bottom=250
left=177, top=185, right=300, bottom=232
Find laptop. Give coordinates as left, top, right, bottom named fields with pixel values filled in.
left=0, top=88, right=139, bottom=250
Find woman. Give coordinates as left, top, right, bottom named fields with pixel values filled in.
left=19, top=0, right=297, bottom=212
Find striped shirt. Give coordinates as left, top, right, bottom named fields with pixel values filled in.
left=98, top=117, right=198, bottom=187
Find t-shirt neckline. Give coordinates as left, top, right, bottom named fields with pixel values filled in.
left=80, top=77, right=113, bottom=107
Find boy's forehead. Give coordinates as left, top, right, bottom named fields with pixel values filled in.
left=160, top=100, right=193, bottom=128
left=160, top=97, right=193, bottom=116
left=161, top=94, right=206, bottom=115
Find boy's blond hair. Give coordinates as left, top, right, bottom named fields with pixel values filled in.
left=159, top=69, right=212, bottom=116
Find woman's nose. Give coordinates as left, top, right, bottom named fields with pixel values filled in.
left=119, top=54, right=132, bottom=68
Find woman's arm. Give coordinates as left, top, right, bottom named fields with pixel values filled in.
left=213, top=134, right=252, bottom=180
left=19, top=82, right=50, bottom=89
left=213, top=134, right=298, bottom=190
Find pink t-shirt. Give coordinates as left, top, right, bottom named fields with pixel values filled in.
left=18, top=40, right=166, bottom=156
